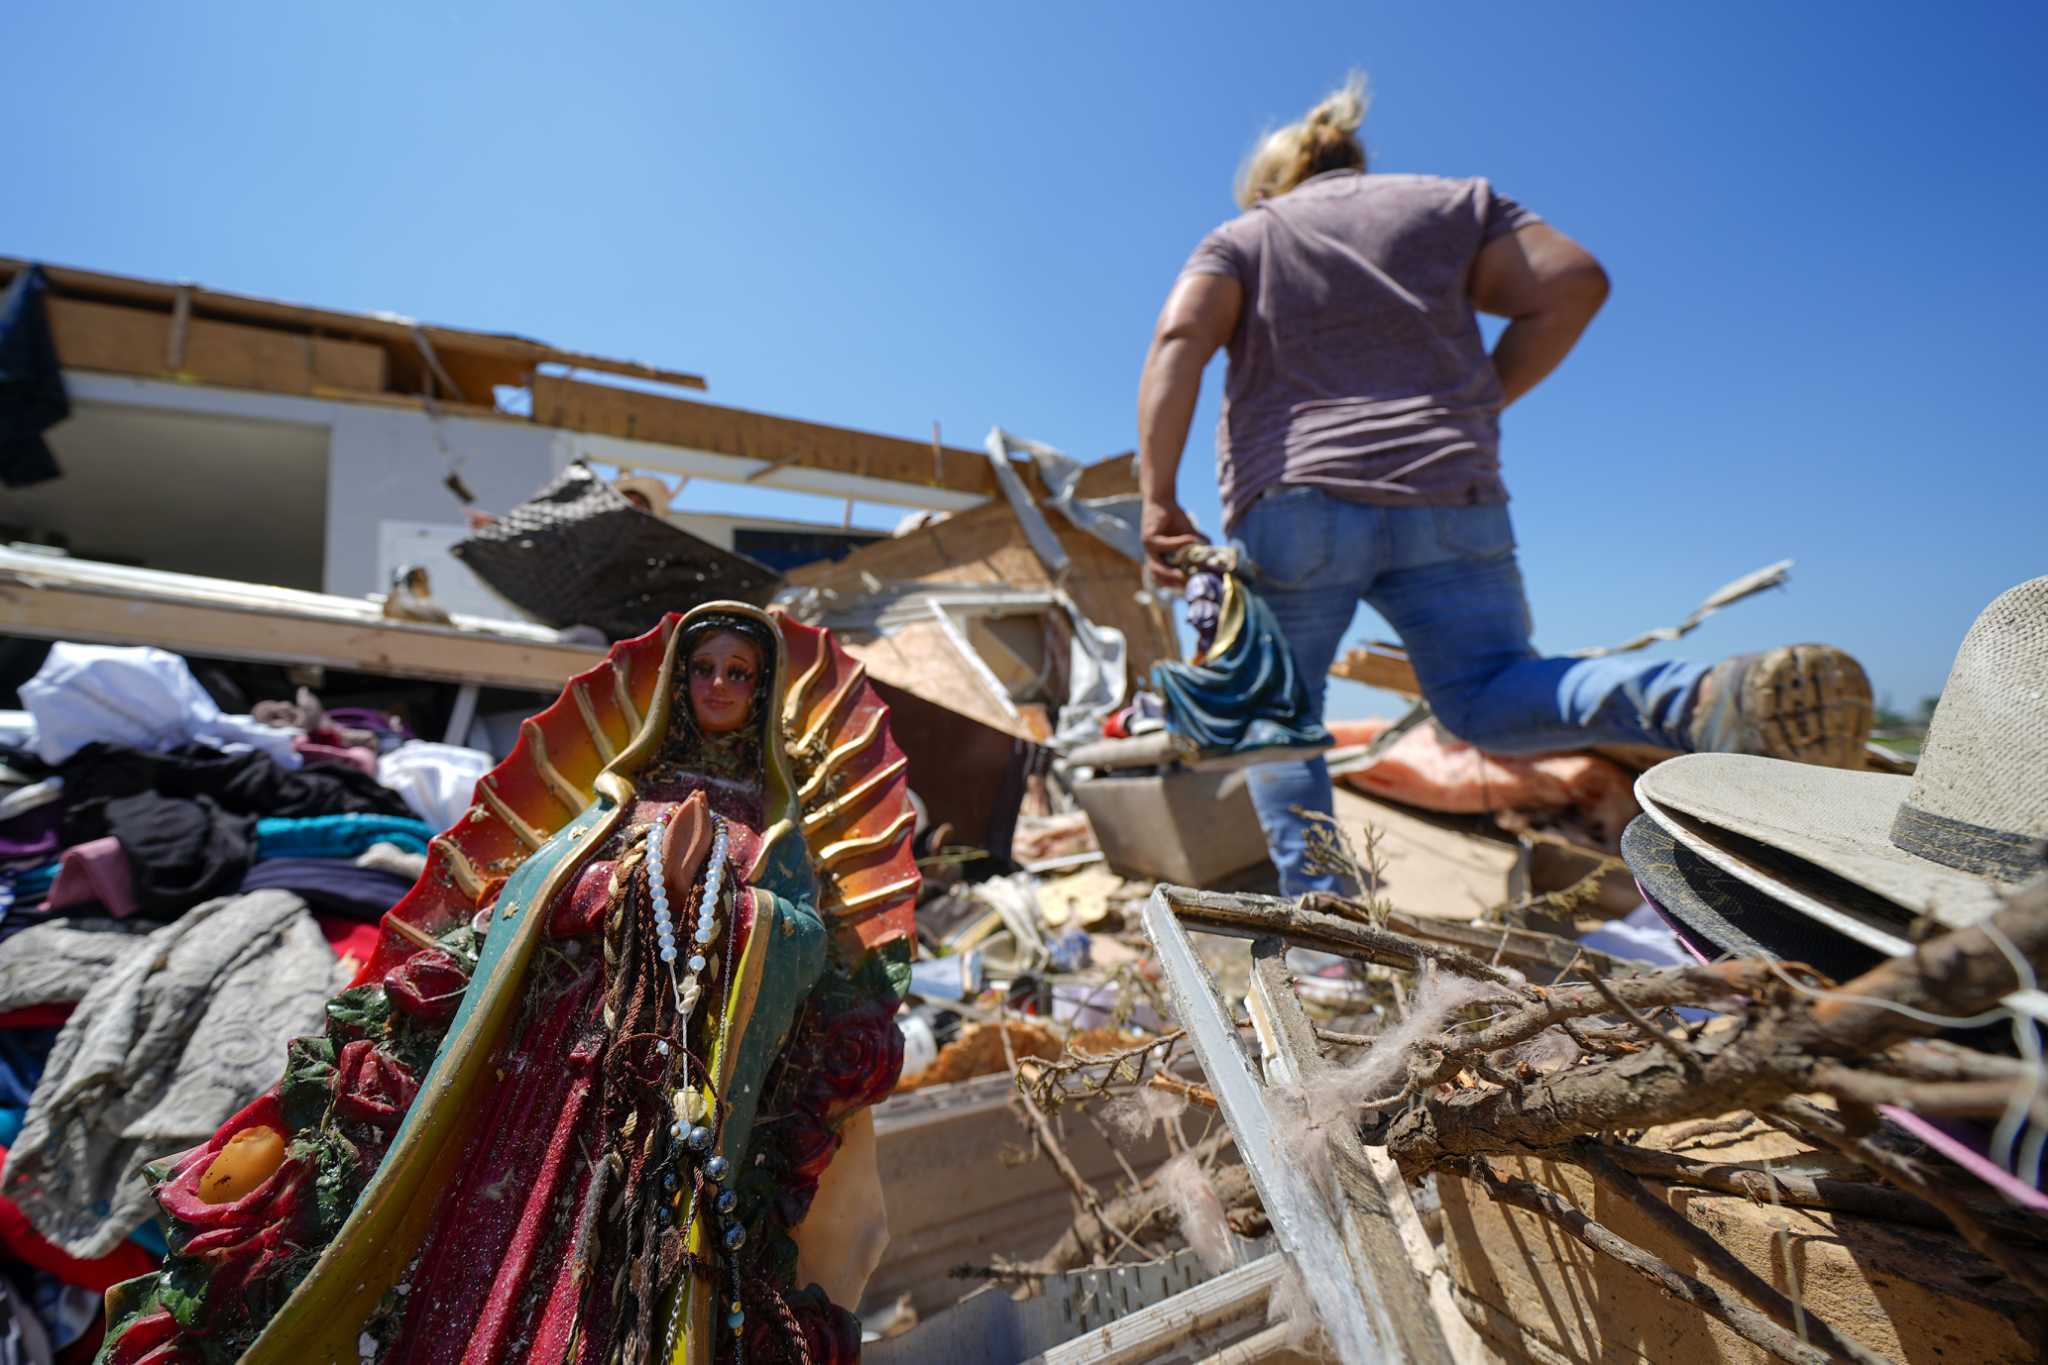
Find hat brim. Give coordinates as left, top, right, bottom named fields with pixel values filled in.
left=1620, top=814, right=1886, bottom=981
left=1636, top=754, right=2002, bottom=931
left=1636, top=789, right=1922, bottom=959
left=1638, top=787, right=2048, bottom=1025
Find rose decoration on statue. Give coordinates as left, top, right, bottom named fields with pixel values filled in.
left=152, top=1096, right=305, bottom=1255
left=383, top=947, right=470, bottom=1026
left=739, top=1287, right=860, bottom=1365
left=810, top=1000, right=905, bottom=1114
left=794, top=1289, right=863, bottom=1365
left=100, top=1308, right=187, bottom=1365
left=331, top=1039, right=421, bottom=1130
left=780, top=1107, right=841, bottom=1183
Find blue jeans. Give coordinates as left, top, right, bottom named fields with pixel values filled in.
left=1232, top=488, right=1709, bottom=895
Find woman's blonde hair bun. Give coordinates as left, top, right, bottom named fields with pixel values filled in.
left=1235, top=72, right=1371, bottom=209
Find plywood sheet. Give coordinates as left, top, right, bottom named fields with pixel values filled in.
left=1330, top=787, right=1517, bottom=922
left=837, top=619, right=1021, bottom=738
left=786, top=499, right=1179, bottom=679
left=2, top=256, right=703, bottom=394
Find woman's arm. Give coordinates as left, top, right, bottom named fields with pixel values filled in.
left=1137, top=272, right=1242, bottom=586
left=1470, top=223, right=1610, bottom=408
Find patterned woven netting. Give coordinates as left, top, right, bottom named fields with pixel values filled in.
left=452, top=464, right=780, bottom=641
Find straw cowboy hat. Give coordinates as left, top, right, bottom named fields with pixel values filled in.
left=611, top=473, right=673, bottom=515
left=1632, top=577, right=2048, bottom=948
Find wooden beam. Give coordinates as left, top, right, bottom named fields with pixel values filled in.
left=1069, top=450, right=1139, bottom=500
left=48, top=297, right=388, bottom=398
left=0, top=548, right=601, bottom=693
left=1141, top=887, right=1441, bottom=1364
left=1330, top=640, right=1421, bottom=696
left=1244, top=938, right=1472, bottom=1362
left=536, top=352, right=706, bottom=391
left=530, top=373, right=1001, bottom=499
left=0, top=256, right=705, bottom=395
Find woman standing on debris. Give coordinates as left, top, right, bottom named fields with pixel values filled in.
left=1136, top=75, right=1874, bottom=896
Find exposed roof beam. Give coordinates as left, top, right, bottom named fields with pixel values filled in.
left=0, top=256, right=707, bottom=395
left=532, top=374, right=1003, bottom=501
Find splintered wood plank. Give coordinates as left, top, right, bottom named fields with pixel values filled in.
left=1141, top=887, right=1440, bottom=1364
left=0, top=547, right=601, bottom=691
left=1027, top=1255, right=1289, bottom=1365
left=1245, top=938, right=1474, bottom=1363
left=1330, top=640, right=1422, bottom=696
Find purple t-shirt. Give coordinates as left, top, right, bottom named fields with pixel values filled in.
left=1181, top=170, right=1540, bottom=529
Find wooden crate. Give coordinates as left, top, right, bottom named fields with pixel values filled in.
left=47, top=297, right=387, bottom=397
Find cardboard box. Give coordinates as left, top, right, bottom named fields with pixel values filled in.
left=1073, top=767, right=1271, bottom=886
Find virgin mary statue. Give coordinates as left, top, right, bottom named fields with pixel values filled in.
left=96, top=603, right=920, bottom=1365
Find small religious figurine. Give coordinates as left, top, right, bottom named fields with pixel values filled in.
left=1152, top=545, right=1332, bottom=759
left=100, top=603, right=918, bottom=1365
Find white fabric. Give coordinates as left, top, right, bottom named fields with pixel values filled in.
left=1579, top=903, right=1692, bottom=969
left=377, top=740, right=492, bottom=830
left=19, top=643, right=302, bottom=767
left=0, top=778, right=62, bottom=823
left=1055, top=609, right=1129, bottom=750
left=0, top=711, right=36, bottom=751
left=981, top=427, right=1071, bottom=575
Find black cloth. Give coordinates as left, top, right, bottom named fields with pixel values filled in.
left=98, top=793, right=256, bottom=916
left=60, top=744, right=412, bottom=837
left=238, top=858, right=412, bottom=923
left=58, top=745, right=411, bottom=919
left=0, top=266, right=67, bottom=489
left=0, top=1026, right=60, bottom=1111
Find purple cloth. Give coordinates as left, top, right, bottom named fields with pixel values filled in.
left=1181, top=171, right=1540, bottom=529
left=0, top=804, right=59, bottom=863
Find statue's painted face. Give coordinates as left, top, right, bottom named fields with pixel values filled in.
left=686, top=631, right=762, bottom=735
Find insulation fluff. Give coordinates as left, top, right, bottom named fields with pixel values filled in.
left=1302, top=966, right=1503, bottom=1129
left=1265, top=1254, right=1324, bottom=1354
left=1103, top=1084, right=1189, bottom=1144
left=1275, top=966, right=1504, bottom=1192
left=1157, top=1153, right=1236, bottom=1274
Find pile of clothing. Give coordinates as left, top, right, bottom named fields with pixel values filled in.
left=0, top=643, right=496, bottom=1360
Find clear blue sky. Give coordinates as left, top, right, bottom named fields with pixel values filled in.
left=5, top=2, right=2042, bottom=719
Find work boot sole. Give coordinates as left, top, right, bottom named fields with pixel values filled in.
left=1737, top=644, right=1873, bottom=769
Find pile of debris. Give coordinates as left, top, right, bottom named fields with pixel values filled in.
left=855, top=577, right=2047, bottom=1363
left=0, top=643, right=494, bottom=1359
left=5, top=254, right=2041, bottom=1363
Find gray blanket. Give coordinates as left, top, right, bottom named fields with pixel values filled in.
left=0, top=890, right=349, bottom=1259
